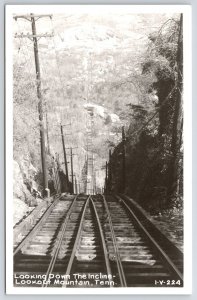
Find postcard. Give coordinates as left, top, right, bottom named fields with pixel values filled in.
left=6, top=4, right=192, bottom=294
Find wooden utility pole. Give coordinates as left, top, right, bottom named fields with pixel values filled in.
left=66, top=147, right=78, bottom=194
left=122, top=126, right=126, bottom=193
left=55, top=153, right=62, bottom=193
left=14, top=14, right=53, bottom=197
left=108, top=149, right=112, bottom=193
left=60, top=124, right=69, bottom=185
left=105, top=161, right=108, bottom=194
left=70, top=148, right=74, bottom=194
left=94, top=170, right=97, bottom=195
left=74, top=176, right=78, bottom=194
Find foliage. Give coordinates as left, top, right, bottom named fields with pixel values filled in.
left=13, top=13, right=182, bottom=210
left=109, top=16, right=183, bottom=212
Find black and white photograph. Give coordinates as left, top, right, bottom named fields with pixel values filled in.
left=5, top=5, right=192, bottom=294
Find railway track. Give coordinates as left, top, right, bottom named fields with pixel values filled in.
left=93, top=194, right=183, bottom=287
left=14, top=194, right=183, bottom=288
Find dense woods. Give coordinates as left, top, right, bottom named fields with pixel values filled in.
left=107, top=16, right=183, bottom=212
left=13, top=12, right=183, bottom=217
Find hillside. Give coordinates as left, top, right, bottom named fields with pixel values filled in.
left=13, top=11, right=182, bottom=217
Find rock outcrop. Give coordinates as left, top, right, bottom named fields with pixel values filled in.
left=13, top=159, right=43, bottom=226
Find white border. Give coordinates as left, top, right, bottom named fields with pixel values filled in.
left=6, top=4, right=192, bottom=295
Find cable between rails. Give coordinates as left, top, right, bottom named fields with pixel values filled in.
left=89, top=196, right=114, bottom=287
left=61, top=195, right=91, bottom=288
left=101, top=195, right=127, bottom=287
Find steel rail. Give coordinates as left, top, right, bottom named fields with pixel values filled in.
left=101, top=195, right=127, bottom=287
left=116, top=195, right=183, bottom=281
left=14, top=198, right=60, bottom=256
left=90, top=196, right=114, bottom=287
left=62, top=195, right=90, bottom=288
left=43, top=194, right=84, bottom=287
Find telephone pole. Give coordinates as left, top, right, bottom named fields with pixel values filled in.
left=122, top=126, right=126, bottom=193
left=74, top=176, right=78, bottom=194
left=105, top=161, right=108, bottom=194
left=60, top=124, right=69, bottom=186
left=70, top=148, right=74, bottom=194
left=108, top=149, right=112, bottom=193
left=66, top=147, right=78, bottom=194
left=14, top=13, right=53, bottom=197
